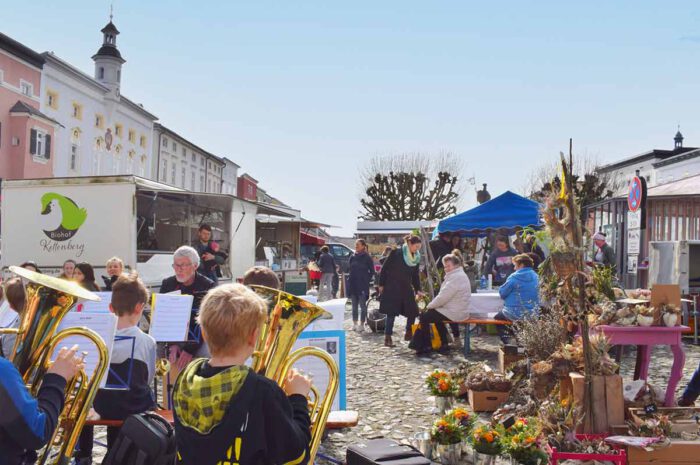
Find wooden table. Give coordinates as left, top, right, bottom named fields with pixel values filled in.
left=592, top=325, right=688, bottom=406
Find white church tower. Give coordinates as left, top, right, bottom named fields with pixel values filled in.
left=92, top=18, right=125, bottom=100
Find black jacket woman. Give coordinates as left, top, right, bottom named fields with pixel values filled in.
left=347, top=239, right=375, bottom=331
left=378, top=235, right=423, bottom=347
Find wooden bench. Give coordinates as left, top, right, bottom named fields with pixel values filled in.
left=445, top=319, right=513, bottom=356
left=85, top=409, right=359, bottom=430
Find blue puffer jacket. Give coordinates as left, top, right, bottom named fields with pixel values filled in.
left=498, top=267, right=539, bottom=320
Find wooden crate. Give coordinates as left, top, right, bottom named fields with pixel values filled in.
left=628, top=440, right=700, bottom=464
left=570, top=373, right=625, bottom=433
left=498, top=347, right=526, bottom=373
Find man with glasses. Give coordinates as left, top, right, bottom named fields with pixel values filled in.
left=160, top=246, right=215, bottom=370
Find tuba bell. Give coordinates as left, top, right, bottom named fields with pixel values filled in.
left=0, top=266, right=109, bottom=465
left=250, top=286, right=339, bottom=464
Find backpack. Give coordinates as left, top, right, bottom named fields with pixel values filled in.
left=102, top=412, right=177, bottom=465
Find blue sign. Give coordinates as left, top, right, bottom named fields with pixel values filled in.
left=628, top=176, right=643, bottom=212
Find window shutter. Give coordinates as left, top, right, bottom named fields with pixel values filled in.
left=29, top=129, right=37, bottom=155
left=45, top=135, right=51, bottom=158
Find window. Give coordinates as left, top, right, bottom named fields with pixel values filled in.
left=200, top=175, right=204, bottom=191
left=182, top=147, right=186, bottom=157
left=114, top=151, right=121, bottom=174
left=19, top=80, right=33, bottom=97
left=127, top=150, right=135, bottom=173
left=140, top=155, right=147, bottom=177
left=29, top=129, right=51, bottom=160
left=190, top=174, right=195, bottom=191
left=162, top=160, right=168, bottom=182
left=70, top=144, right=78, bottom=171
left=171, top=163, right=176, bottom=184
left=115, top=124, right=123, bottom=137
left=191, top=152, right=196, bottom=162
left=172, top=141, right=177, bottom=151
left=99, top=67, right=105, bottom=79
left=331, top=245, right=352, bottom=258
left=181, top=166, right=186, bottom=188
left=140, top=135, right=147, bottom=148
left=72, top=102, right=83, bottom=120
left=95, top=114, right=104, bottom=129
left=46, top=90, right=59, bottom=109
left=162, top=137, right=168, bottom=148
left=128, top=129, right=136, bottom=143
left=200, top=157, right=205, bottom=166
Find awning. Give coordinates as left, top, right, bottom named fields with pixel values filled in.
left=434, top=191, right=542, bottom=238
left=301, top=231, right=326, bottom=245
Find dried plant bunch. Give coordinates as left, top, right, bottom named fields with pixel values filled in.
left=513, top=310, right=567, bottom=362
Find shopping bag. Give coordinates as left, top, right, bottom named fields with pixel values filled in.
left=411, top=323, right=442, bottom=350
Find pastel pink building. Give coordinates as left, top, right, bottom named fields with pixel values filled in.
left=0, top=32, right=59, bottom=180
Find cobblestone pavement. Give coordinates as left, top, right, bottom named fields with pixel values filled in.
left=90, top=303, right=700, bottom=464
left=318, top=304, right=700, bottom=463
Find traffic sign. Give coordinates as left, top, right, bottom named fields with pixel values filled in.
left=628, top=176, right=643, bottom=212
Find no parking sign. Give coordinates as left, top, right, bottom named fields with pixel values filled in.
left=627, top=175, right=647, bottom=228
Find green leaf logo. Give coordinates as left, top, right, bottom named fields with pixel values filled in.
left=40, top=193, right=87, bottom=241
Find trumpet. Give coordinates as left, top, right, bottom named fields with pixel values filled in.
left=1, top=266, right=109, bottom=465
left=250, top=286, right=339, bottom=464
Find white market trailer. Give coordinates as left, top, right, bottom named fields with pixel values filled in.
left=1, top=175, right=264, bottom=286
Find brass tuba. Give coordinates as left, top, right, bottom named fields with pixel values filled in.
left=250, top=286, right=339, bottom=464
left=1, top=266, right=109, bottom=465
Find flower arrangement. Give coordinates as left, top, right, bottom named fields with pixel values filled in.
left=425, top=370, right=458, bottom=397
left=431, top=417, right=463, bottom=445
left=503, top=418, right=548, bottom=465
left=445, top=407, right=476, bottom=435
left=471, top=425, right=502, bottom=455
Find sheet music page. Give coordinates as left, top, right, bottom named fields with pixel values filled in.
left=291, top=331, right=346, bottom=411
left=76, top=292, right=113, bottom=313
left=149, top=294, right=194, bottom=342
left=54, top=312, right=118, bottom=387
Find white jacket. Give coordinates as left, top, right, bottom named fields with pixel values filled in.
left=427, top=267, right=471, bottom=322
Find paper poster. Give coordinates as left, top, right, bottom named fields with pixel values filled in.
left=303, top=298, right=345, bottom=332
left=291, top=330, right=346, bottom=411
left=149, top=293, right=194, bottom=342
left=76, top=292, right=113, bottom=313
left=54, top=312, right=118, bottom=387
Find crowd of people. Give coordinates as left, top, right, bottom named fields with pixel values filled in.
left=0, top=224, right=627, bottom=465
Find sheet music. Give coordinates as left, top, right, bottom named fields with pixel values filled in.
left=149, top=293, right=194, bottom=342
left=291, top=331, right=346, bottom=411
left=76, top=292, right=113, bottom=313
left=53, top=312, right=118, bottom=388
left=0, top=300, right=16, bottom=327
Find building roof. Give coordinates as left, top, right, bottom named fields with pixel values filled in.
left=239, top=173, right=259, bottom=183
left=356, top=220, right=435, bottom=234
left=154, top=123, right=224, bottom=165
left=9, top=100, right=63, bottom=126
left=647, top=173, right=700, bottom=197
left=0, top=32, right=45, bottom=69
left=223, top=157, right=241, bottom=168
left=599, top=146, right=698, bottom=172
left=652, top=148, right=700, bottom=169
left=41, top=52, right=156, bottom=120
left=92, top=45, right=124, bottom=61
left=101, top=21, right=120, bottom=34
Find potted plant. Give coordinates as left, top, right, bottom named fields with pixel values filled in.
left=471, top=425, right=503, bottom=465
left=445, top=407, right=476, bottom=456
left=431, top=418, right=463, bottom=465
left=426, top=370, right=458, bottom=413
left=503, top=418, right=547, bottom=465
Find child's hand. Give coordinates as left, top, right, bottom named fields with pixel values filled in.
left=48, top=345, right=84, bottom=381
left=284, top=369, right=312, bottom=397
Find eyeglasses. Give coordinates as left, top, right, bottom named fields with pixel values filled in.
left=172, top=263, right=194, bottom=270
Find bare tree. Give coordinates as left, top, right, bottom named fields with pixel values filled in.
left=358, top=152, right=465, bottom=220
left=525, top=152, right=620, bottom=223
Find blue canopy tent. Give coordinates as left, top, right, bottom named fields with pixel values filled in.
left=433, top=191, right=542, bottom=238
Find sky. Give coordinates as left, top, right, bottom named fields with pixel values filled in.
left=4, top=1, right=700, bottom=235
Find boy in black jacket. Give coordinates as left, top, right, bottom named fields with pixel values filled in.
left=0, top=345, right=84, bottom=465
left=173, top=283, right=312, bottom=465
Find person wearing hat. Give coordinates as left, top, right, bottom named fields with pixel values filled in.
left=592, top=232, right=616, bottom=269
